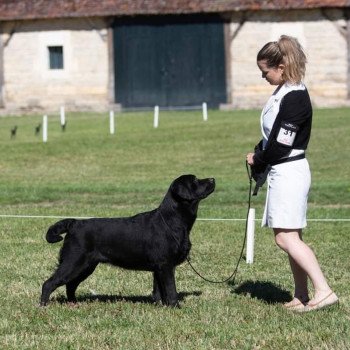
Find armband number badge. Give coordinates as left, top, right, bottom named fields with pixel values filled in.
left=276, top=121, right=299, bottom=146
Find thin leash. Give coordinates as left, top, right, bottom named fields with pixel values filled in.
left=162, top=162, right=253, bottom=284
left=186, top=161, right=253, bottom=283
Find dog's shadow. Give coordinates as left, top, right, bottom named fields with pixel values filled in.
left=230, top=280, right=291, bottom=304
left=54, top=290, right=202, bottom=306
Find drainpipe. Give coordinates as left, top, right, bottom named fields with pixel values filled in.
left=346, top=9, right=350, bottom=99
left=0, top=23, right=4, bottom=108
left=322, top=9, right=350, bottom=100
left=223, top=12, right=248, bottom=106
left=0, top=23, right=17, bottom=109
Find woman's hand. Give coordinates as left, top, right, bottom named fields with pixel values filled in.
left=246, top=153, right=255, bottom=166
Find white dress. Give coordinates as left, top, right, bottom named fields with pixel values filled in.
left=261, top=83, right=311, bottom=229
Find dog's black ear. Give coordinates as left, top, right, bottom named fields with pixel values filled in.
left=170, top=175, right=196, bottom=201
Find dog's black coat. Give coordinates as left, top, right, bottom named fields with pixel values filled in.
left=40, top=175, right=215, bottom=307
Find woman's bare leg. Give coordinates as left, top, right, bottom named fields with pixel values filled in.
left=274, top=229, right=334, bottom=305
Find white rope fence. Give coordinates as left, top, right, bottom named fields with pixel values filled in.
left=0, top=214, right=349, bottom=222
left=1, top=212, right=348, bottom=266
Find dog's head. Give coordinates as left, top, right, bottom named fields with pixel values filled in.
left=170, top=174, right=215, bottom=202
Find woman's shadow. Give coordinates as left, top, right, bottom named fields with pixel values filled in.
left=230, top=280, right=292, bottom=304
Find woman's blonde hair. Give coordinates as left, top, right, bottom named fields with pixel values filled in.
left=257, top=35, right=307, bottom=83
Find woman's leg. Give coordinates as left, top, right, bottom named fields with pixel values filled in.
left=285, top=254, right=309, bottom=306
left=274, top=228, right=334, bottom=304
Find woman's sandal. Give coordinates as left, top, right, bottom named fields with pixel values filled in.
left=295, top=291, right=339, bottom=313
left=283, top=297, right=309, bottom=311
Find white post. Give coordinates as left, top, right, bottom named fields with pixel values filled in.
left=60, top=106, right=65, bottom=126
left=43, top=115, right=48, bottom=143
left=154, top=105, right=159, bottom=128
left=202, top=102, right=208, bottom=121
left=246, top=208, right=255, bottom=264
left=109, top=110, right=115, bottom=134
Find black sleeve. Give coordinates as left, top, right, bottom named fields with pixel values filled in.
left=253, top=90, right=312, bottom=166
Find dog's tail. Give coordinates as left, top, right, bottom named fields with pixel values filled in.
left=46, top=219, right=76, bottom=243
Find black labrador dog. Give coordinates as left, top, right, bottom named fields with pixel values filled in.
left=40, top=174, right=215, bottom=307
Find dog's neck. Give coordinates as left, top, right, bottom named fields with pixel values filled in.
left=159, top=194, right=197, bottom=233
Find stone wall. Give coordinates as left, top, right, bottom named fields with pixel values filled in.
left=0, top=9, right=349, bottom=113
left=1, top=17, right=110, bottom=113
left=228, top=9, right=349, bottom=109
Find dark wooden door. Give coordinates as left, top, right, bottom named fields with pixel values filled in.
left=113, top=15, right=226, bottom=108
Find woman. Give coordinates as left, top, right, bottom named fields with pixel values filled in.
left=246, top=35, right=338, bottom=312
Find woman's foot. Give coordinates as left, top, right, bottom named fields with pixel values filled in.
left=302, top=291, right=339, bottom=312
left=283, top=296, right=309, bottom=311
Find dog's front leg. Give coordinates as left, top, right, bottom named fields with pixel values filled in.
left=152, top=272, right=162, bottom=304
left=155, top=267, right=179, bottom=307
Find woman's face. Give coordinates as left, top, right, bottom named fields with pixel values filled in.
left=257, top=60, right=284, bottom=86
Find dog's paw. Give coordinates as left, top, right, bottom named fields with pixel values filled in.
left=67, top=302, right=80, bottom=308
left=173, top=301, right=181, bottom=309
left=163, top=300, right=181, bottom=308
left=152, top=293, right=162, bottom=304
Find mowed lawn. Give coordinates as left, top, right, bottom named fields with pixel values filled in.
left=0, top=108, right=349, bottom=349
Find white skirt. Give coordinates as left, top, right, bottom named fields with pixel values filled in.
left=262, top=158, right=311, bottom=229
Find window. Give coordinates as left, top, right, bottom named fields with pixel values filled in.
left=48, top=46, right=64, bottom=69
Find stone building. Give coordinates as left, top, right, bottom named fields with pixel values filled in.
left=0, top=0, right=349, bottom=113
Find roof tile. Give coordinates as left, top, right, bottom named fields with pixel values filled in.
left=0, top=0, right=349, bottom=21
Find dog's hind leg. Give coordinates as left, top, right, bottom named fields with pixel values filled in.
left=66, top=263, right=98, bottom=302
left=40, top=270, right=67, bottom=306
left=155, top=267, right=179, bottom=307
left=40, top=254, right=91, bottom=306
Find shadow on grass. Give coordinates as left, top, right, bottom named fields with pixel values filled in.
left=54, top=290, right=202, bottom=306
left=230, top=280, right=291, bottom=304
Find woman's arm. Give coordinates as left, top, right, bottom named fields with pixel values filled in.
left=253, top=89, right=312, bottom=166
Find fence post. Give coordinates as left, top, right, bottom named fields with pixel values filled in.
left=246, top=208, right=255, bottom=264
left=109, top=110, right=115, bottom=134
left=43, top=115, right=48, bottom=143
left=60, top=106, right=65, bottom=126
left=154, top=105, right=159, bottom=128
left=202, top=102, right=208, bottom=121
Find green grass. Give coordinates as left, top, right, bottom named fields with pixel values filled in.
left=0, top=109, right=349, bottom=349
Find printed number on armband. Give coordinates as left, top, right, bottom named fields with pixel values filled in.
left=276, top=121, right=299, bottom=146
